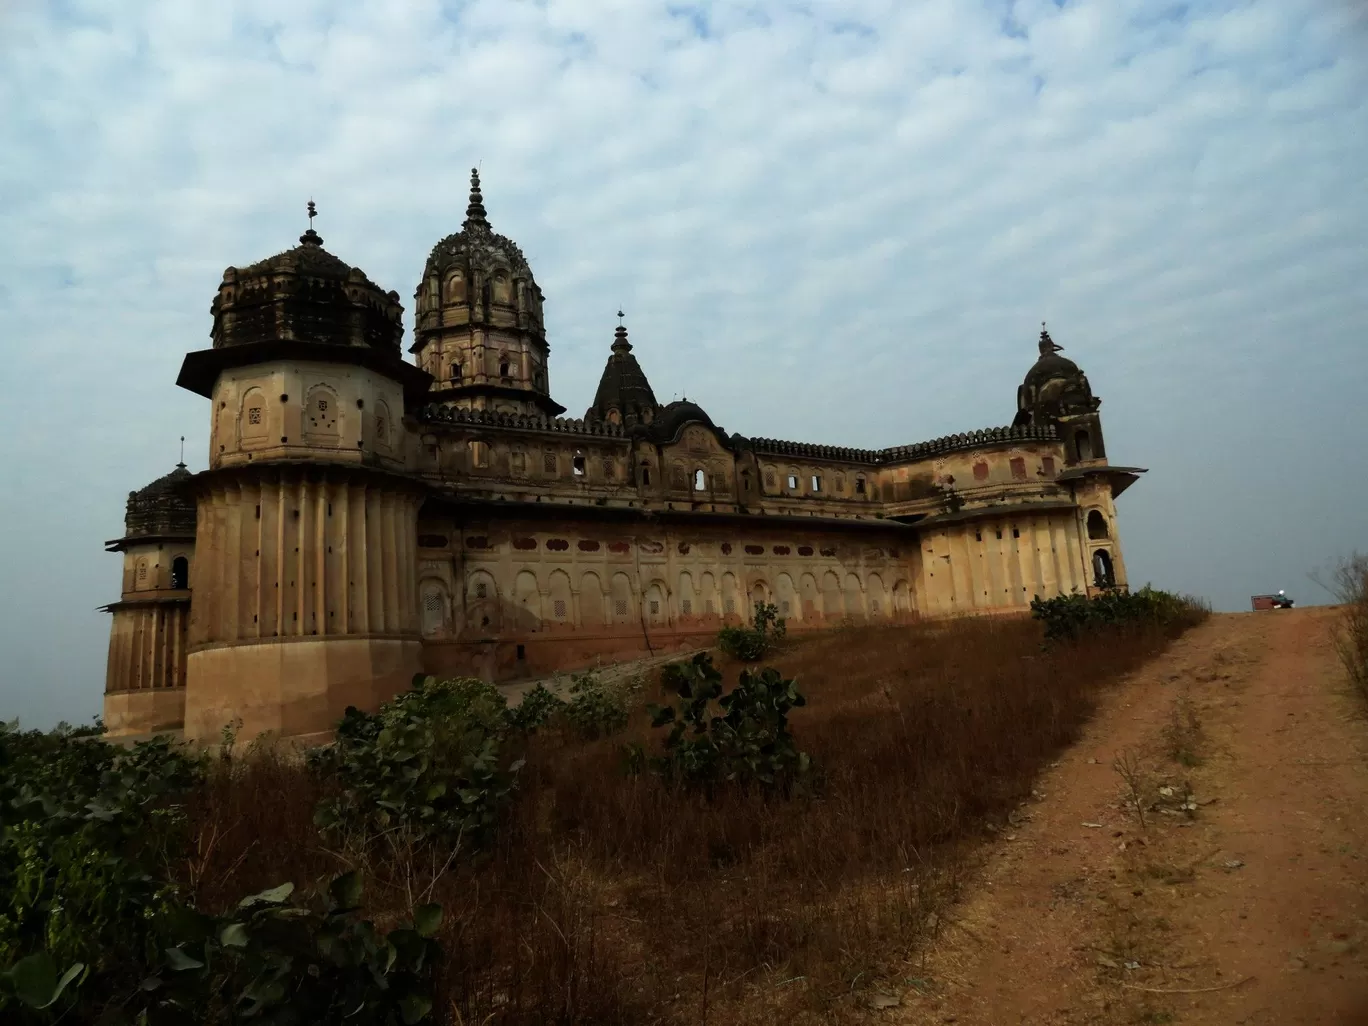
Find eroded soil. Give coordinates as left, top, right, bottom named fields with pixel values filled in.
left=901, top=608, right=1368, bottom=1026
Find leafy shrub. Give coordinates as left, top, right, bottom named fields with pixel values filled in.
left=311, top=675, right=524, bottom=849
left=564, top=672, right=630, bottom=740
left=0, top=723, right=203, bottom=1021
left=639, top=652, right=812, bottom=794
left=1030, top=585, right=1206, bottom=642
left=140, top=872, right=442, bottom=1025
left=717, top=601, right=787, bottom=661
left=509, top=683, right=567, bottom=733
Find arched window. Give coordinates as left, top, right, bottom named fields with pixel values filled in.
left=1087, top=509, right=1109, bottom=540
left=694, top=468, right=706, bottom=491
left=741, top=469, right=751, bottom=492
left=499, top=357, right=512, bottom=379
left=1076, top=430, right=1093, bottom=462
left=469, top=439, right=489, bottom=469
left=451, top=362, right=462, bottom=383
left=171, top=556, right=189, bottom=590
left=1092, top=549, right=1115, bottom=588
left=640, top=463, right=652, bottom=486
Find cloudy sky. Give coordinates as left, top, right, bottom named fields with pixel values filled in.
left=1, top=0, right=1365, bottom=728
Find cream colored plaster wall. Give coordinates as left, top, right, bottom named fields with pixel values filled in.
left=120, top=540, right=194, bottom=595
left=412, top=517, right=917, bottom=646
left=188, top=471, right=423, bottom=648
left=1073, top=478, right=1128, bottom=592
left=209, top=360, right=407, bottom=472
left=915, top=511, right=1087, bottom=615
left=183, top=637, right=423, bottom=742
left=105, top=602, right=190, bottom=697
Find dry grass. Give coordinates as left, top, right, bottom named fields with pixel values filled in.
left=176, top=612, right=1202, bottom=1025
left=1326, top=553, right=1368, bottom=705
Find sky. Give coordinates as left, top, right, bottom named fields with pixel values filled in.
left=1, top=0, right=1365, bottom=729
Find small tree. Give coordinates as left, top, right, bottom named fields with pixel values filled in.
left=639, top=653, right=812, bottom=795
left=717, top=601, right=787, bottom=661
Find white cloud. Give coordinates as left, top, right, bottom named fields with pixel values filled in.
left=1, top=0, right=1366, bottom=726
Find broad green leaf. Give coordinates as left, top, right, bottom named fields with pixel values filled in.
left=399, top=992, right=434, bottom=1024
left=237, top=881, right=294, bottom=909
left=219, top=922, right=250, bottom=948
left=329, top=869, right=363, bottom=910
left=5, top=952, right=77, bottom=1010
left=164, top=946, right=204, bottom=971
left=413, top=903, right=442, bottom=938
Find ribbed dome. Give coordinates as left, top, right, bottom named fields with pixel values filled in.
left=588, top=319, right=659, bottom=426
left=422, top=169, right=535, bottom=284
left=124, top=463, right=196, bottom=538
left=210, top=221, right=404, bottom=355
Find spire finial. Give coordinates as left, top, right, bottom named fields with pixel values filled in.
left=299, top=198, right=323, bottom=247
left=464, top=167, right=489, bottom=229
left=1038, top=320, right=1062, bottom=356
left=177, top=435, right=186, bottom=469
left=612, top=311, right=632, bottom=354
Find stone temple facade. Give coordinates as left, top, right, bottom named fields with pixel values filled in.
left=102, top=172, right=1144, bottom=742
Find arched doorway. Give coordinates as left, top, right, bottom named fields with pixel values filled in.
left=1087, top=509, right=1109, bottom=540
left=1092, top=548, right=1115, bottom=589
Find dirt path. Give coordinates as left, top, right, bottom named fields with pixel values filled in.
left=902, top=608, right=1368, bottom=1026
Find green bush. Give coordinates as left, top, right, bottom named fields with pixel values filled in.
left=1029, top=585, right=1206, bottom=643
left=638, top=652, right=812, bottom=795
left=311, top=676, right=524, bottom=849
left=508, top=683, right=567, bottom=733
left=717, top=601, right=787, bottom=661
left=0, top=722, right=203, bottom=1021
left=564, top=672, right=630, bottom=740
left=139, top=873, right=441, bottom=1025
left=1, top=718, right=447, bottom=1024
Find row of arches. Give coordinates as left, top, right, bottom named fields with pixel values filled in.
left=418, top=567, right=914, bottom=638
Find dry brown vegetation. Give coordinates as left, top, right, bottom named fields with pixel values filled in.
left=1326, top=553, right=1368, bottom=705
left=178, top=611, right=1204, bottom=1025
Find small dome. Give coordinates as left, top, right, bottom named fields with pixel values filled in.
left=1015, top=325, right=1097, bottom=428
left=210, top=215, right=404, bottom=355
left=124, top=463, right=195, bottom=538
left=650, top=399, right=721, bottom=444
left=421, top=169, right=536, bottom=286
left=1022, top=327, right=1081, bottom=388
left=1024, top=351, right=1081, bottom=388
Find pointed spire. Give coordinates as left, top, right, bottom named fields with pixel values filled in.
left=463, top=167, right=489, bottom=230
left=299, top=198, right=324, bottom=247
left=1038, top=321, right=1062, bottom=356
left=612, top=310, right=632, bottom=354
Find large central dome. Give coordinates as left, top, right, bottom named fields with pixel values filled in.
left=410, top=170, right=562, bottom=417
left=422, top=169, right=534, bottom=283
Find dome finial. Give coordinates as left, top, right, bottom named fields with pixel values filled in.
left=464, top=167, right=489, bottom=230
left=178, top=435, right=186, bottom=470
left=1038, top=321, right=1062, bottom=356
left=299, top=198, right=324, bottom=247
left=612, top=311, right=632, bottom=354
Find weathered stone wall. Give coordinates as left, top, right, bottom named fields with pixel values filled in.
left=209, top=360, right=409, bottom=472
left=412, top=513, right=919, bottom=679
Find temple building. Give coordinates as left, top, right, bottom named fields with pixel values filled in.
left=102, top=174, right=1143, bottom=742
